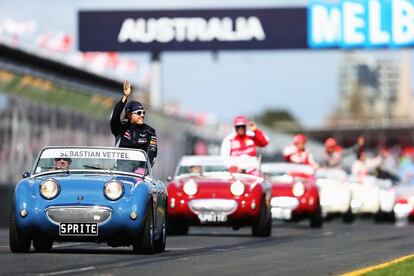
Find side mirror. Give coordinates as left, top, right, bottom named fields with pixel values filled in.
left=167, top=176, right=173, bottom=182
left=22, top=171, right=30, bottom=178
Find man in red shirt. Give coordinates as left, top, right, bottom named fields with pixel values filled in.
left=323, top=135, right=365, bottom=168
left=324, top=137, right=343, bottom=168
left=221, top=115, right=270, bottom=158
left=283, top=134, right=318, bottom=168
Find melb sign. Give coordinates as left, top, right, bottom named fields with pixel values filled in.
left=117, top=17, right=266, bottom=43
left=78, top=8, right=307, bottom=51
left=308, top=0, right=414, bottom=48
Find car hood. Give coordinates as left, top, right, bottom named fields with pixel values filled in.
left=34, top=174, right=139, bottom=185
left=168, top=175, right=263, bottom=198
left=176, top=176, right=258, bottom=187
left=269, top=179, right=315, bottom=187
left=269, top=179, right=317, bottom=197
left=29, top=173, right=142, bottom=203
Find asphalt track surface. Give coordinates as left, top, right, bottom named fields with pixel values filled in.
left=0, top=219, right=413, bottom=276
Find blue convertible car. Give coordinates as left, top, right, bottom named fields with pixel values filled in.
left=10, top=146, right=167, bottom=254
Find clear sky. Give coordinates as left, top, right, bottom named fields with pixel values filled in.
left=0, top=0, right=408, bottom=127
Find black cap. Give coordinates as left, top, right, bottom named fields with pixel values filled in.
left=125, top=101, right=145, bottom=113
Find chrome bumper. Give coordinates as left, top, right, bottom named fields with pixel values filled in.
left=188, top=199, right=238, bottom=215
left=270, top=197, right=299, bottom=220
left=271, top=197, right=299, bottom=209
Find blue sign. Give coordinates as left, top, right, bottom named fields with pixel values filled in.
left=308, top=0, right=414, bottom=48
left=78, top=8, right=307, bottom=52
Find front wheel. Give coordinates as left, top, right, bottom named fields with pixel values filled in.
left=342, top=206, right=355, bottom=224
left=154, top=218, right=166, bottom=253
left=310, top=203, right=323, bottom=228
left=252, top=199, right=272, bottom=237
left=9, top=207, right=31, bottom=253
left=374, top=211, right=384, bottom=223
left=33, top=239, right=53, bottom=253
left=133, top=205, right=154, bottom=254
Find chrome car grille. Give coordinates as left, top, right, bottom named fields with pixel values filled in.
left=46, top=206, right=112, bottom=224
left=189, top=199, right=238, bottom=214
left=271, top=197, right=299, bottom=209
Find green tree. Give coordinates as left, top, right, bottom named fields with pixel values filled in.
left=255, top=109, right=302, bottom=132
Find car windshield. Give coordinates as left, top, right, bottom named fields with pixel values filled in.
left=315, top=169, right=347, bottom=181
left=33, top=147, right=148, bottom=175
left=177, top=165, right=228, bottom=175
left=176, top=155, right=259, bottom=176
left=261, top=163, right=314, bottom=180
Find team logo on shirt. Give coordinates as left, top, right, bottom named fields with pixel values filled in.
left=123, top=130, right=131, bottom=140
left=137, top=138, right=147, bottom=144
left=290, top=152, right=307, bottom=163
left=246, top=140, right=254, bottom=146
left=150, top=137, right=157, bottom=145
left=231, top=141, right=241, bottom=148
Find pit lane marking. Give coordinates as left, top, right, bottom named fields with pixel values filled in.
left=37, top=266, right=95, bottom=276
left=340, top=253, right=414, bottom=276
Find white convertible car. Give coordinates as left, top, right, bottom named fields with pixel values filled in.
left=315, top=168, right=354, bottom=223
left=348, top=175, right=395, bottom=222
left=393, top=184, right=414, bottom=221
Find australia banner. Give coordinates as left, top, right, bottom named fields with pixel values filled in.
left=78, top=8, right=307, bottom=52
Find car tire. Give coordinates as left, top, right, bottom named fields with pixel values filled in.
left=375, top=210, right=396, bottom=223
left=388, top=211, right=396, bottom=223
left=376, top=211, right=395, bottom=223
left=342, top=206, right=355, bottom=224
left=154, top=217, right=166, bottom=253
left=166, top=218, right=189, bottom=236
left=33, top=239, right=53, bottom=253
left=374, top=211, right=384, bottom=223
left=133, top=205, right=154, bottom=255
left=252, top=198, right=272, bottom=237
left=9, top=206, right=31, bottom=253
left=310, top=203, right=323, bottom=228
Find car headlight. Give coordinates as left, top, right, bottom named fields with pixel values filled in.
left=40, top=179, right=60, bottom=200
left=230, top=180, right=245, bottom=196
left=408, top=197, right=414, bottom=206
left=292, top=181, right=305, bottom=197
left=104, top=180, right=124, bottom=201
left=183, top=179, right=198, bottom=196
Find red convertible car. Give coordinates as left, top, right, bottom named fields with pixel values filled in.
left=261, top=163, right=323, bottom=228
left=167, top=155, right=272, bottom=236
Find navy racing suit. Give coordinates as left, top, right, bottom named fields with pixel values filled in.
left=110, top=99, right=157, bottom=167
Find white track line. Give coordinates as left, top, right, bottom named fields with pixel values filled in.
left=37, top=266, right=95, bottom=276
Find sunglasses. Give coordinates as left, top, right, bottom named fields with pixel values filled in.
left=54, top=158, right=71, bottom=162
left=131, top=110, right=146, bottom=116
left=235, top=125, right=246, bottom=129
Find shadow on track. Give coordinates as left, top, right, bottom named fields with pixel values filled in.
left=48, top=247, right=134, bottom=255
left=185, top=231, right=254, bottom=238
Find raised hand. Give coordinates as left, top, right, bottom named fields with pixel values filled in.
left=123, top=80, right=131, bottom=97
left=248, top=121, right=257, bottom=131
